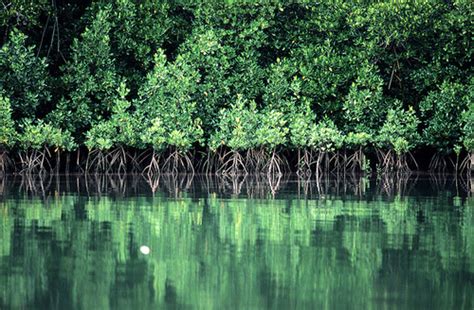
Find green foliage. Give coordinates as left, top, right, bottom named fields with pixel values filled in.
left=138, top=52, right=203, bottom=152
left=0, top=94, right=17, bottom=148
left=0, top=29, right=50, bottom=118
left=350, top=2, right=441, bottom=47
left=255, top=109, right=288, bottom=150
left=263, top=58, right=301, bottom=111
left=462, top=102, right=474, bottom=151
left=85, top=122, right=116, bottom=151
left=344, top=132, right=373, bottom=150
left=377, top=106, right=421, bottom=155
left=111, top=0, right=171, bottom=68
left=175, top=3, right=272, bottom=132
left=85, top=81, right=144, bottom=151
left=0, top=0, right=49, bottom=29
left=140, top=118, right=166, bottom=152
left=50, top=6, right=119, bottom=134
left=420, top=81, right=471, bottom=152
left=288, top=101, right=314, bottom=149
left=309, top=119, right=344, bottom=153
left=343, top=63, right=387, bottom=133
left=18, top=120, right=75, bottom=151
left=209, top=95, right=258, bottom=151
left=175, top=28, right=231, bottom=132
left=295, top=40, right=365, bottom=121
left=0, top=2, right=472, bottom=170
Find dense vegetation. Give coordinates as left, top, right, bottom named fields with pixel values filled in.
left=0, top=1, right=473, bottom=175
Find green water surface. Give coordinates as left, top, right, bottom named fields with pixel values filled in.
left=0, top=175, right=472, bottom=309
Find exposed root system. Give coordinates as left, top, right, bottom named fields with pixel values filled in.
left=376, top=149, right=418, bottom=173
left=345, top=148, right=366, bottom=173
left=18, top=148, right=52, bottom=174
left=296, top=149, right=313, bottom=177
left=162, top=149, right=195, bottom=174
left=460, top=152, right=473, bottom=175
left=142, top=150, right=161, bottom=176
left=216, top=150, right=248, bottom=176
left=0, top=151, right=9, bottom=175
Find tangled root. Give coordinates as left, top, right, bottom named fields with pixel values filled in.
left=85, top=147, right=130, bottom=174
left=429, top=153, right=450, bottom=172
left=460, top=152, right=473, bottom=174
left=107, top=147, right=128, bottom=174
left=0, top=151, right=8, bottom=175
left=199, top=149, right=221, bottom=174
left=345, top=148, right=366, bottom=173
left=216, top=150, right=248, bottom=176
left=264, top=149, right=286, bottom=176
left=143, top=150, right=161, bottom=176
left=86, top=149, right=108, bottom=173
left=376, top=149, right=417, bottom=173
left=162, top=149, right=195, bottom=174
left=297, top=149, right=313, bottom=177
left=18, top=148, right=52, bottom=174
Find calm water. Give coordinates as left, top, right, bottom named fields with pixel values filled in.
left=0, top=174, right=472, bottom=309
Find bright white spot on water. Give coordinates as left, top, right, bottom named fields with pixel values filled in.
left=140, top=245, right=150, bottom=255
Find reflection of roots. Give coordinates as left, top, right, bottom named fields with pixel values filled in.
left=162, top=149, right=194, bottom=174
left=144, top=173, right=160, bottom=193
left=267, top=173, right=282, bottom=197
left=216, top=174, right=247, bottom=196
left=377, top=171, right=414, bottom=197
left=245, top=173, right=285, bottom=198
left=19, top=173, right=53, bottom=196
left=4, top=171, right=474, bottom=199
left=161, top=173, right=194, bottom=197
left=0, top=175, right=4, bottom=196
left=216, top=150, right=247, bottom=176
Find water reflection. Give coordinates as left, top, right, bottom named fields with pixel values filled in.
left=1, top=173, right=473, bottom=199
left=0, top=174, right=472, bottom=309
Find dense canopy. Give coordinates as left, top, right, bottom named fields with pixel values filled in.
left=0, top=0, right=472, bottom=174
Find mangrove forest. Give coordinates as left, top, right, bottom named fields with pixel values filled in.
left=0, top=1, right=473, bottom=175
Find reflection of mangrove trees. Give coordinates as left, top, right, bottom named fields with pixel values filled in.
left=0, top=187, right=472, bottom=308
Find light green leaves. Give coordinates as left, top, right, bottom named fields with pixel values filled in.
left=0, top=94, right=17, bottom=148
left=255, top=109, right=288, bottom=150
left=209, top=95, right=258, bottom=152
left=137, top=51, right=202, bottom=152
left=19, top=120, right=75, bottom=151
left=309, top=119, right=343, bottom=153
left=377, top=106, right=420, bottom=155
